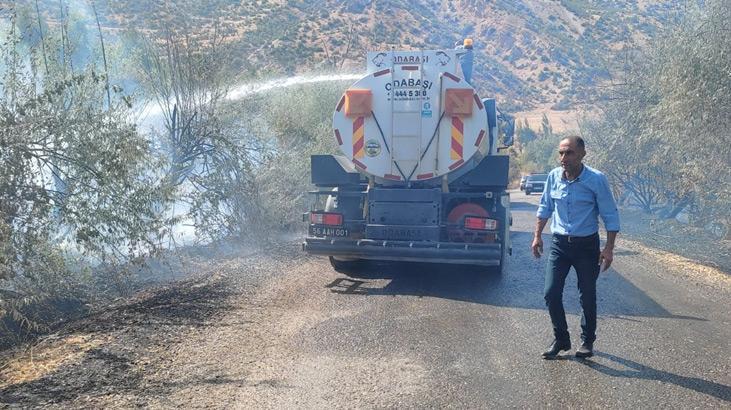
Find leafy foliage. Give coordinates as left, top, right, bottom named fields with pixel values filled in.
left=228, top=80, right=351, bottom=237
left=511, top=114, right=564, bottom=176
left=582, top=0, right=730, bottom=231
left=0, top=7, right=169, bottom=334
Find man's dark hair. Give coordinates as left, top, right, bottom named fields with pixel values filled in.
left=563, top=135, right=585, bottom=150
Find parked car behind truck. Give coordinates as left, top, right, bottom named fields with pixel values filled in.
left=519, top=175, right=528, bottom=191
left=524, top=173, right=548, bottom=195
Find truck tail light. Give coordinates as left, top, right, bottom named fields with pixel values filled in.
left=464, top=216, right=498, bottom=231
left=310, top=212, right=343, bottom=226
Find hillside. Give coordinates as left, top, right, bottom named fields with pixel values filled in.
left=27, top=0, right=684, bottom=117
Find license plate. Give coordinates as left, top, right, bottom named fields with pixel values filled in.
left=309, top=225, right=349, bottom=237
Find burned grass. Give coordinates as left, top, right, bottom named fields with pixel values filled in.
left=618, top=208, right=731, bottom=276
left=0, top=239, right=308, bottom=408
left=0, top=276, right=235, bottom=407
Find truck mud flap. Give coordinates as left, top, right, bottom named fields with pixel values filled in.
left=303, top=237, right=502, bottom=266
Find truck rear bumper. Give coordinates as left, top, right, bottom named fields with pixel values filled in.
left=303, top=237, right=502, bottom=266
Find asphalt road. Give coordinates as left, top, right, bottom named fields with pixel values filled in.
left=1, top=191, right=729, bottom=408
left=241, top=191, right=730, bottom=408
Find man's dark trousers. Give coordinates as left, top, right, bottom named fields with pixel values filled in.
left=544, top=233, right=601, bottom=344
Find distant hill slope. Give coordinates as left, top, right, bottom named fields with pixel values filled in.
left=42, top=0, right=685, bottom=113
left=209, top=0, right=683, bottom=112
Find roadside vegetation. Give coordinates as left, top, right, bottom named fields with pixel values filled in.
left=0, top=3, right=344, bottom=345
left=0, top=6, right=169, bottom=342
left=583, top=1, right=729, bottom=237
left=513, top=1, right=729, bottom=240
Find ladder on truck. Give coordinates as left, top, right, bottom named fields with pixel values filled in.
left=388, top=51, right=425, bottom=183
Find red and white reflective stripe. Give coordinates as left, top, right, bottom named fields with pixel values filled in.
left=475, top=130, right=485, bottom=147
left=450, top=116, right=464, bottom=160
left=334, top=129, right=343, bottom=145
left=473, top=94, right=484, bottom=109
left=336, top=96, right=345, bottom=112
left=310, top=212, right=343, bottom=226
left=464, top=216, right=498, bottom=230
left=373, top=68, right=390, bottom=77
left=352, top=116, right=365, bottom=159
left=352, top=158, right=367, bottom=170
left=448, top=158, right=464, bottom=170
left=443, top=72, right=460, bottom=82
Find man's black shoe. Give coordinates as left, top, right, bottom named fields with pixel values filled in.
left=575, top=343, right=593, bottom=358
left=542, top=340, right=571, bottom=359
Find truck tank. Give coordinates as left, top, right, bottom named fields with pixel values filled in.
left=332, top=50, right=493, bottom=184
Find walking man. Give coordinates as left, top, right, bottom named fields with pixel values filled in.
left=531, top=136, right=620, bottom=359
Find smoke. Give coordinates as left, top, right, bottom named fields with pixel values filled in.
left=136, top=72, right=363, bottom=245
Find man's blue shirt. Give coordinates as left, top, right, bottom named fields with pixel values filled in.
left=537, top=165, right=620, bottom=236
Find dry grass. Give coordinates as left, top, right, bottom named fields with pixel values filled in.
left=515, top=108, right=581, bottom=133
left=621, top=238, right=731, bottom=289
left=0, top=334, right=106, bottom=388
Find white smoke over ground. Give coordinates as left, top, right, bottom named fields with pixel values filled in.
left=138, top=73, right=363, bottom=245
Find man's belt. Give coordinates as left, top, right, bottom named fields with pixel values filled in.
left=553, top=232, right=599, bottom=243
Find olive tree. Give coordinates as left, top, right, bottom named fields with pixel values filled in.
left=131, top=8, right=272, bottom=243
left=582, top=0, right=730, bottom=228
left=0, top=9, right=168, bottom=331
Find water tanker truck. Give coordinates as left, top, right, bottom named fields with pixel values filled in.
left=303, top=40, right=515, bottom=273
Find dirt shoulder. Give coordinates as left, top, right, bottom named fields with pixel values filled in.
left=0, top=242, right=310, bottom=408
left=617, top=207, right=730, bottom=275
